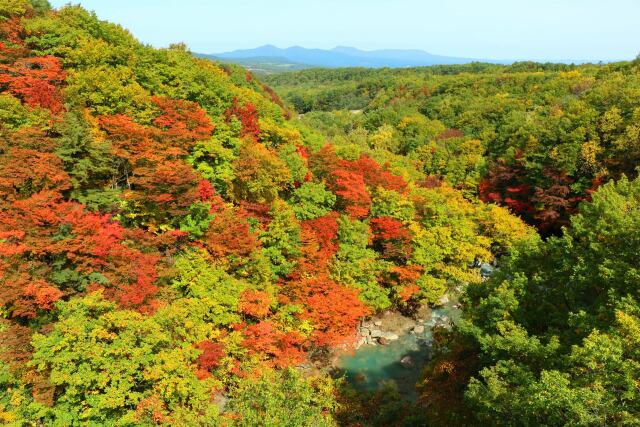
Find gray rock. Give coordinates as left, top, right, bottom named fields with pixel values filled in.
left=400, top=355, right=414, bottom=367
left=380, top=331, right=399, bottom=341
left=359, top=327, right=370, bottom=335
left=374, top=320, right=382, bottom=327
left=370, top=329, right=382, bottom=338
left=480, top=262, right=494, bottom=277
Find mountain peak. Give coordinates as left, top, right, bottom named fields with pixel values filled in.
left=211, top=45, right=499, bottom=68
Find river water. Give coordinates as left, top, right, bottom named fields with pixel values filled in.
left=334, top=298, right=462, bottom=400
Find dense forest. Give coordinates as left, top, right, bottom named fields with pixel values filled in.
left=0, top=1, right=639, bottom=426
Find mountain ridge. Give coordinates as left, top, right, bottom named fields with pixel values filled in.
left=207, top=44, right=505, bottom=69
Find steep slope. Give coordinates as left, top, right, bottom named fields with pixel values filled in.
left=0, top=2, right=533, bottom=425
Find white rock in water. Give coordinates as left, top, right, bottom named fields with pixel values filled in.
left=374, top=320, right=382, bottom=326
left=400, top=356, right=414, bottom=367
left=381, top=332, right=399, bottom=341
left=370, top=329, right=382, bottom=338
left=413, top=325, right=425, bottom=334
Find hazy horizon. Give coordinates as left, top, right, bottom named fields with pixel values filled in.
left=50, top=0, right=640, bottom=62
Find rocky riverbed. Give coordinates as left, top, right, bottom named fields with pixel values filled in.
left=332, top=294, right=461, bottom=399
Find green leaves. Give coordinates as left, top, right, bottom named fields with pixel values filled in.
left=226, top=369, right=338, bottom=427
left=172, top=250, right=244, bottom=326
left=28, top=292, right=224, bottom=425
left=459, top=176, right=640, bottom=424
left=289, top=182, right=336, bottom=220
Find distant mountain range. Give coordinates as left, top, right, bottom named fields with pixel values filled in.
left=199, top=45, right=508, bottom=72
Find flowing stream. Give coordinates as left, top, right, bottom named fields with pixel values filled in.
left=334, top=298, right=462, bottom=400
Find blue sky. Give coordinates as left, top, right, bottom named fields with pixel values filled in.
left=50, top=0, right=640, bottom=61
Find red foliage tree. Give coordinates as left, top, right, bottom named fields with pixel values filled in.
left=195, top=340, right=226, bottom=379
left=308, top=144, right=341, bottom=180
left=370, top=216, right=412, bottom=261
left=0, top=53, right=66, bottom=113
left=239, top=289, right=273, bottom=319
left=329, top=169, right=371, bottom=219
left=0, top=191, right=159, bottom=318
left=242, top=320, right=306, bottom=368
left=480, top=156, right=585, bottom=234
left=285, top=274, right=369, bottom=347
left=225, top=97, right=260, bottom=140
left=204, top=207, right=261, bottom=264
left=151, top=96, right=214, bottom=150
left=346, top=155, right=407, bottom=192
left=0, top=146, right=71, bottom=201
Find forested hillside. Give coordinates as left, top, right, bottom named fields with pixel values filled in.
left=0, top=2, right=532, bottom=425
left=266, top=61, right=640, bottom=234
left=264, top=49, right=640, bottom=426
left=1, top=1, right=639, bottom=426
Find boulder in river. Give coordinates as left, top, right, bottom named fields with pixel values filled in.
left=370, top=329, right=382, bottom=338
left=380, top=331, right=399, bottom=341
left=400, top=356, right=414, bottom=367
left=412, top=325, right=425, bottom=334
left=378, top=337, right=389, bottom=345
left=374, top=320, right=382, bottom=326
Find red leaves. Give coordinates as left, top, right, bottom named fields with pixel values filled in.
left=127, top=159, right=200, bottom=218
left=196, top=179, right=216, bottom=202
left=15, top=280, right=64, bottom=318
left=242, top=320, right=306, bottom=368
left=329, top=169, right=371, bottom=219
left=302, top=212, right=340, bottom=259
left=370, top=216, right=410, bottom=241
left=481, top=159, right=584, bottom=234
left=312, top=148, right=406, bottom=219
left=204, top=207, right=261, bottom=262
left=0, top=147, right=71, bottom=201
left=195, top=341, right=226, bottom=378
left=347, top=155, right=407, bottom=192
left=239, top=289, right=273, bottom=319
left=0, top=191, right=160, bottom=318
left=99, top=104, right=214, bottom=225
left=151, top=96, right=214, bottom=147
left=225, top=97, right=260, bottom=140
left=287, top=275, right=369, bottom=347
left=370, top=216, right=412, bottom=261
left=0, top=53, right=66, bottom=113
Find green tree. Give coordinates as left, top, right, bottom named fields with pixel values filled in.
left=226, top=369, right=338, bottom=427
left=289, top=182, right=336, bottom=220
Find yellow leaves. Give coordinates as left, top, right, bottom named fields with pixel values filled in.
left=580, top=140, right=603, bottom=172
left=259, top=119, right=302, bottom=147
left=479, top=204, right=538, bottom=251
left=0, top=0, right=29, bottom=19
left=560, top=70, right=582, bottom=79
left=369, top=124, right=398, bottom=152
left=615, top=310, right=640, bottom=349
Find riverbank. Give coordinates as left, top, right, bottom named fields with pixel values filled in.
left=326, top=295, right=461, bottom=399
